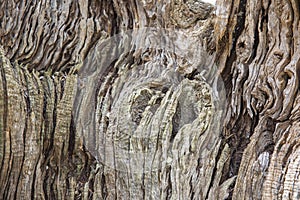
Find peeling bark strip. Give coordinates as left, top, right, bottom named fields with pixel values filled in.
left=0, top=0, right=299, bottom=199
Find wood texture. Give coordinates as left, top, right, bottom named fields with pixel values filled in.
left=0, top=0, right=300, bottom=199
left=216, top=0, right=300, bottom=199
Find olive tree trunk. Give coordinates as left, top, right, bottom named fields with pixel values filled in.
left=0, top=0, right=299, bottom=199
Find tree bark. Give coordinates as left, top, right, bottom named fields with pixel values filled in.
left=0, top=0, right=299, bottom=199
left=216, top=0, right=300, bottom=199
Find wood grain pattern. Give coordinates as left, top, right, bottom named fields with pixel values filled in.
left=0, top=0, right=300, bottom=199
left=216, top=0, right=300, bottom=199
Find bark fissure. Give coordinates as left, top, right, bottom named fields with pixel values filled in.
left=1, top=0, right=300, bottom=199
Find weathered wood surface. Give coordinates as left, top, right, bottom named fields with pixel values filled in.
left=0, top=0, right=299, bottom=199
left=216, top=0, right=300, bottom=199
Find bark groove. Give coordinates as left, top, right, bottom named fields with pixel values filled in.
left=216, top=0, right=300, bottom=199
left=0, top=0, right=300, bottom=199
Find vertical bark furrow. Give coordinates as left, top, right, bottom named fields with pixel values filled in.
left=0, top=0, right=233, bottom=198
left=0, top=55, right=27, bottom=199
left=216, top=0, right=300, bottom=199
left=19, top=69, right=44, bottom=199
left=3, top=0, right=300, bottom=199
left=261, top=121, right=300, bottom=199
left=0, top=47, right=9, bottom=188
